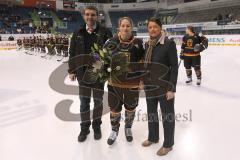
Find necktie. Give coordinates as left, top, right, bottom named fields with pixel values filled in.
left=87, top=27, right=94, bottom=34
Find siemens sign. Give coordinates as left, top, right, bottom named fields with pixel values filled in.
left=208, top=38, right=225, bottom=43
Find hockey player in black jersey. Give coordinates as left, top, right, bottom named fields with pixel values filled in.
left=180, top=26, right=208, bottom=86
left=17, top=38, right=22, bottom=50
left=55, top=35, right=62, bottom=56
left=46, top=35, right=56, bottom=55
left=61, top=34, right=69, bottom=57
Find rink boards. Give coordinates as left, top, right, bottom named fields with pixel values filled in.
left=0, top=34, right=240, bottom=51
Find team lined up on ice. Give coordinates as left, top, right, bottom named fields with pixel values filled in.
left=16, top=34, right=69, bottom=61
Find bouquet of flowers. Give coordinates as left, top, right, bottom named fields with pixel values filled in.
left=86, top=43, right=129, bottom=83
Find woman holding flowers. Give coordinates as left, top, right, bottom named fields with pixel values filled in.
left=103, top=17, right=144, bottom=145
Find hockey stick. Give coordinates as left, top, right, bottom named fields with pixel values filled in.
left=56, top=49, right=64, bottom=62
left=178, top=59, right=182, bottom=68
left=41, top=53, right=48, bottom=58
left=41, top=47, right=49, bottom=59
left=57, top=56, right=64, bottom=62
left=62, top=59, right=69, bottom=63
left=25, top=50, right=34, bottom=55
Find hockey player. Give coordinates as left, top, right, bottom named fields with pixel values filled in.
left=23, top=37, right=28, bottom=50
left=35, top=36, right=40, bottom=52
left=29, top=36, right=35, bottom=52
left=17, top=38, right=22, bottom=50
left=180, top=26, right=208, bottom=86
left=24, top=37, right=30, bottom=53
left=62, top=34, right=69, bottom=57
left=55, top=34, right=62, bottom=56
left=39, top=36, right=45, bottom=53
left=46, top=35, right=56, bottom=55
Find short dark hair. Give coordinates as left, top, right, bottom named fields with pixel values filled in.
left=84, top=6, right=98, bottom=15
left=147, top=17, right=162, bottom=27
left=187, top=26, right=195, bottom=33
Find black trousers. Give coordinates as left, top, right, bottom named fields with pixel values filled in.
left=108, top=85, right=139, bottom=112
left=184, top=55, right=202, bottom=79
left=79, top=82, right=104, bottom=132
left=184, top=55, right=201, bottom=69
left=146, top=95, right=175, bottom=148
left=108, top=85, right=139, bottom=131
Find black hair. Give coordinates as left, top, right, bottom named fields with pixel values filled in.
left=147, top=17, right=162, bottom=27
left=84, top=6, right=98, bottom=15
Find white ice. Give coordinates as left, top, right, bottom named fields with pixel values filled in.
left=0, top=45, right=240, bottom=160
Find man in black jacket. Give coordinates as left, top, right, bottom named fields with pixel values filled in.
left=141, top=17, right=178, bottom=156
left=68, top=6, right=112, bottom=142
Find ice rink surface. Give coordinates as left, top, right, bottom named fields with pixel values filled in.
left=0, top=45, right=240, bottom=160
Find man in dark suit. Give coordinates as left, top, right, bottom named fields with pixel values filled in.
left=141, top=17, right=178, bottom=156
left=68, top=6, right=112, bottom=142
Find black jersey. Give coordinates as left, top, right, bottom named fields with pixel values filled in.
left=62, top=37, right=69, bottom=46
left=181, top=34, right=202, bottom=56
left=104, top=35, right=144, bottom=88
left=55, top=37, right=62, bottom=45
left=17, top=39, right=22, bottom=45
left=30, top=38, right=35, bottom=45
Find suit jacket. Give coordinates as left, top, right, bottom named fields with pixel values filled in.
left=68, top=23, right=112, bottom=83
left=144, top=37, right=178, bottom=93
